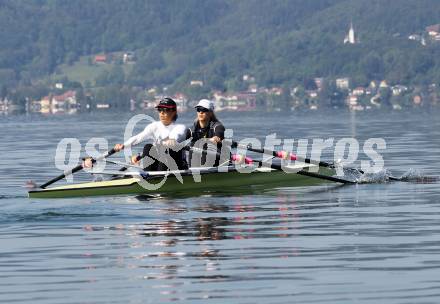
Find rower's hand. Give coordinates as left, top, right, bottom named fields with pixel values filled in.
left=162, top=139, right=177, bottom=147
left=131, top=155, right=141, bottom=165
left=82, top=157, right=93, bottom=168
left=209, top=136, right=222, bottom=144
left=114, top=144, right=124, bottom=152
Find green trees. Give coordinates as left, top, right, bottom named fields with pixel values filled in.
left=1, top=0, right=440, bottom=96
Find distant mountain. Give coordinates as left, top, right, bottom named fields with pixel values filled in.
left=1, top=0, right=440, bottom=91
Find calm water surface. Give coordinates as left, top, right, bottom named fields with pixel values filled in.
left=1, top=109, right=440, bottom=303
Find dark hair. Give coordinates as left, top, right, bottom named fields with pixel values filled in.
left=210, top=112, right=218, bottom=122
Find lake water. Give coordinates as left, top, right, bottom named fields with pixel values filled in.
left=1, top=109, right=440, bottom=303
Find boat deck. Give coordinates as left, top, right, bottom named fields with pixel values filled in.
left=28, top=162, right=337, bottom=198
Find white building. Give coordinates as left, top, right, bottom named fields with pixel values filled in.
left=344, top=22, right=357, bottom=44
left=336, top=78, right=350, bottom=90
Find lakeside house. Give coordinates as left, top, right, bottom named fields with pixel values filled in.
left=0, top=97, right=19, bottom=114
left=212, top=91, right=256, bottom=111
left=353, top=87, right=366, bottom=96
left=346, top=94, right=364, bottom=111
left=96, top=103, right=110, bottom=109
left=426, top=24, right=440, bottom=37
left=190, top=80, right=204, bottom=87
left=0, top=98, right=8, bottom=113
left=4, top=72, right=440, bottom=116
left=122, top=52, right=136, bottom=64
left=314, top=78, right=324, bottom=91
left=336, top=78, right=350, bottom=90
left=408, top=23, right=440, bottom=45
left=306, top=90, right=318, bottom=98
left=248, top=84, right=258, bottom=93
left=243, top=74, right=256, bottom=82
left=379, top=80, right=389, bottom=88
left=172, top=93, right=188, bottom=112
left=392, top=85, right=408, bottom=96
left=94, top=54, right=108, bottom=64
left=30, top=90, right=78, bottom=114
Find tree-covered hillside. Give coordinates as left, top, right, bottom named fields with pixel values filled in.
left=1, top=0, right=440, bottom=92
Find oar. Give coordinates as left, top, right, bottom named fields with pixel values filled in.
left=39, top=148, right=117, bottom=189
left=230, top=141, right=403, bottom=182
left=105, top=159, right=142, bottom=169
left=188, top=145, right=354, bottom=184
left=105, top=158, right=141, bottom=178
left=231, top=141, right=336, bottom=169
left=230, top=154, right=355, bottom=184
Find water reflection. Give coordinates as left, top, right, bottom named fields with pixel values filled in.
left=3, top=183, right=440, bottom=303
left=114, top=198, right=306, bottom=242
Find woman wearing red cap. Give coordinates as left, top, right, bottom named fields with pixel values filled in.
left=84, top=97, right=188, bottom=171
left=119, top=97, right=188, bottom=170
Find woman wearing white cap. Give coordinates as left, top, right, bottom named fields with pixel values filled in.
left=187, top=99, right=228, bottom=167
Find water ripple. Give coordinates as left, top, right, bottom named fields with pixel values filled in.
left=2, top=111, right=440, bottom=303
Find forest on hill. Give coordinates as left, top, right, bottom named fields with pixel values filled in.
left=1, top=0, right=440, bottom=98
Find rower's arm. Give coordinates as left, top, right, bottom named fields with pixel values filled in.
left=123, top=123, right=155, bottom=147
left=169, top=124, right=188, bottom=142
left=213, top=123, right=225, bottom=140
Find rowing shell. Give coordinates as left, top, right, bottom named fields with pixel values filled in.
left=28, top=162, right=337, bottom=199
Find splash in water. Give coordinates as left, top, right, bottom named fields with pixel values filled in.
left=357, top=169, right=390, bottom=183
left=337, top=166, right=439, bottom=184
left=398, top=169, right=439, bottom=183
left=332, top=161, right=438, bottom=184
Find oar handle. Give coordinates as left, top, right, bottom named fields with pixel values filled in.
left=40, top=148, right=117, bottom=189
left=231, top=154, right=253, bottom=164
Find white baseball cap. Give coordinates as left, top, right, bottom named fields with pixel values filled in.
left=195, top=99, right=214, bottom=111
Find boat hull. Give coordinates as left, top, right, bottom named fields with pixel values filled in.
left=28, top=165, right=337, bottom=199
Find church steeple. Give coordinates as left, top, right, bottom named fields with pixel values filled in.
left=344, top=22, right=356, bottom=44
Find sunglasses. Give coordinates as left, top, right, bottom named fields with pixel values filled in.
left=157, top=108, right=175, bottom=113
left=196, top=107, right=210, bottom=113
